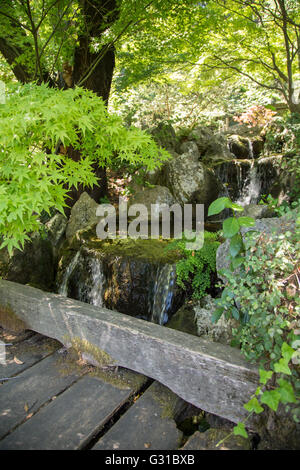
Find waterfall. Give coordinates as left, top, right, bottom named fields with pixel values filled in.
left=235, top=162, right=261, bottom=206
left=247, top=138, right=254, bottom=159
left=86, top=258, right=105, bottom=307
left=58, top=251, right=81, bottom=296
left=57, top=248, right=183, bottom=325
left=150, top=264, right=177, bottom=325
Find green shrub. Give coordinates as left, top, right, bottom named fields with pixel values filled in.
left=208, top=196, right=300, bottom=437
left=168, top=231, right=220, bottom=300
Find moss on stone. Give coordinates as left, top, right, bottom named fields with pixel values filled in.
left=75, top=232, right=181, bottom=264
left=66, top=337, right=116, bottom=368
left=0, top=304, right=28, bottom=333
left=151, top=382, right=181, bottom=420
left=58, top=336, right=147, bottom=391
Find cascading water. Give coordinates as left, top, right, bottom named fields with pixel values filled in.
left=85, top=258, right=105, bottom=307
left=235, top=162, right=261, bottom=206
left=247, top=138, right=254, bottom=159
left=57, top=248, right=182, bottom=325
left=215, top=137, right=278, bottom=206
left=58, top=251, right=81, bottom=296
left=150, top=264, right=177, bottom=325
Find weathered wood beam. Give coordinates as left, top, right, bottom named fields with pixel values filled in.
left=0, top=280, right=259, bottom=425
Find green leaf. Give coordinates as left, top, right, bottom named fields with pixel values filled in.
left=208, top=197, right=231, bottom=217
left=231, top=256, right=244, bottom=269
left=260, top=390, right=281, bottom=412
left=229, top=233, right=243, bottom=257
left=238, top=216, right=256, bottom=227
left=274, top=358, right=292, bottom=375
left=211, top=307, right=223, bottom=323
left=277, top=379, right=297, bottom=404
left=281, top=342, right=295, bottom=362
left=244, top=396, right=264, bottom=414
left=233, top=422, right=248, bottom=438
left=231, top=306, right=240, bottom=320
left=230, top=203, right=244, bottom=212
left=223, top=217, right=240, bottom=238
left=259, top=369, right=273, bottom=385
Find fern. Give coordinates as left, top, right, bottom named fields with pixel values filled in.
left=168, top=231, right=220, bottom=300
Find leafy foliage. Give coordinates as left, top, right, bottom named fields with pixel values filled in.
left=209, top=196, right=300, bottom=437
left=0, top=82, right=169, bottom=253
left=168, top=231, right=220, bottom=300
left=233, top=105, right=276, bottom=128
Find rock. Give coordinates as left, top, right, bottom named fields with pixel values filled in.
left=257, top=404, right=300, bottom=450
left=238, top=204, right=275, bottom=219
left=181, top=429, right=251, bottom=450
left=188, top=126, right=230, bottom=158
left=251, top=137, right=264, bottom=157
left=228, top=134, right=251, bottom=159
left=128, top=185, right=176, bottom=221
left=0, top=233, right=54, bottom=291
left=161, top=153, right=223, bottom=213
left=57, top=236, right=183, bottom=325
left=46, top=213, right=68, bottom=258
left=193, top=295, right=234, bottom=345
left=66, top=192, right=99, bottom=240
left=270, top=170, right=296, bottom=204
left=178, top=140, right=200, bottom=160
left=149, top=122, right=177, bottom=151
left=227, top=134, right=264, bottom=159
left=166, top=303, right=198, bottom=336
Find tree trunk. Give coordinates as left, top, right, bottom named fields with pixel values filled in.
left=63, top=44, right=115, bottom=215
left=63, top=0, right=118, bottom=213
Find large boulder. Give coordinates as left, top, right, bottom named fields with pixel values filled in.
left=227, top=134, right=264, bottom=159
left=0, top=233, right=54, bottom=291
left=178, top=140, right=200, bottom=160
left=160, top=153, right=223, bottom=213
left=149, top=122, right=177, bottom=151
left=128, top=185, right=176, bottom=221
left=238, top=203, right=275, bottom=219
left=66, top=192, right=99, bottom=240
left=194, top=295, right=234, bottom=345
left=45, top=213, right=68, bottom=259
left=227, top=134, right=251, bottom=159
left=187, top=126, right=230, bottom=159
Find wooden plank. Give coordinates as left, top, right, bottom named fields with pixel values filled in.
left=0, top=327, right=35, bottom=345
left=93, top=382, right=183, bottom=450
left=0, top=280, right=259, bottom=425
left=0, top=334, right=60, bottom=378
left=0, top=375, right=145, bottom=450
left=0, top=350, right=82, bottom=440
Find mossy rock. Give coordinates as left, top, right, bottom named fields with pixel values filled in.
left=71, top=230, right=182, bottom=265
left=166, top=303, right=198, bottom=336
left=182, top=429, right=252, bottom=450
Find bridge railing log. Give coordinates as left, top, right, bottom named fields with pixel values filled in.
left=0, top=280, right=259, bottom=426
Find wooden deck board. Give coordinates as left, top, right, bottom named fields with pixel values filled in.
left=0, top=333, right=60, bottom=378
left=0, top=350, right=83, bottom=440
left=0, top=375, right=144, bottom=450
left=93, top=382, right=183, bottom=451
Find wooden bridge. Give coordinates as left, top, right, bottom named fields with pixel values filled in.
left=0, top=328, right=189, bottom=450
left=0, top=280, right=260, bottom=450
